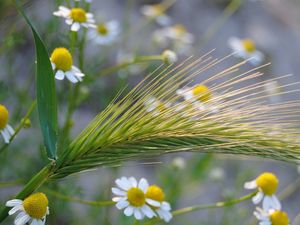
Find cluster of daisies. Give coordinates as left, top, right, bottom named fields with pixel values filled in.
left=112, top=177, right=172, bottom=222
left=5, top=177, right=172, bottom=225
left=244, top=172, right=290, bottom=225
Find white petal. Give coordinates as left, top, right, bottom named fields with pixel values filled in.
left=65, top=71, right=79, bottom=83
left=6, top=125, right=14, bottom=135
left=65, top=19, right=73, bottom=25
left=51, top=62, right=56, bottom=70
left=124, top=206, right=134, bottom=216
left=133, top=208, right=144, bottom=220
left=116, top=200, right=129, bottom=210
left=112, top=187, right=126, bottom=196
left=112, top=196, right=127, bottom=202
left=141, top=204, right=155, bottom=218
left=156, top=209, right=173, bottom=222
left=6, top=199, right=23, bottom=207
left=161, top=201, right=171, bottom=211
left=55, top=70, right=65, bottom=80
left=30, top=219, right=40, bottom=225
left=15, top=212, right=30, bottom=225
left=262, top=196, right=274, bottom=211
left=116, top=177, right=132, bottom=191
left=252, top=192, right=264, bottom=204
left=270, top=195, right=281, bottom=210
left=146, top=198, right=161, bottom=207
left=244, top=180, right=257, bottom=189
left=8, top=205, right=23, bottom=215
left=1, top=130, right=10, bottom=143
left=128, top=177, right=137, bottom=187
left=138, top=178, right=149, bottom=192
left=71, top=22, right=81, bottom=32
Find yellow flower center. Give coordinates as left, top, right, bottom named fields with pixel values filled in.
left=127, top=188, right=145, bottom=207
left=70, top=8, right=87, bottom=23
left=50, top=47, right=73, bottom=71
left=145, top=185, right=165, bottom=202
left=0, top=104, right=9, bottom=129
left=242, top=39, right=256, bottom=53
left=97, top=23, right=108, bottom=35
left=256, top=172, right=279, bottom=195
left=270, top=211, right=289, bottom=225
left=173, top=24, right=187, bottom=35
left=23, top=193, right=48, bottom=219
left=151, top=4, right=164, bottom=15
left=192, top=84, right=212, bottom=102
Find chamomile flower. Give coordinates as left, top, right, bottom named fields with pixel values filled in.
left=176, top=84, right=212, bottom=103
left=88, top=21, right=120, bottom=45
left=254, top=208, right=290, bottom=225
left=145, top=185, right=172, bottom=222
left=228, top=37, right=264, bottom=65
left=53, top=6, right=95, bottom=32
left=50, top=47, right=85, bottom=83
left=244, top=172, right=281, bottom=210
left=6, top=192, right=49, bottom=225
left=0, top=104, right=14, bottom=144
left=140, top=4, right=171, bottom=26
left=112, top=177, right=156, bottom=220
left=144, top=96, right=171, bottom=116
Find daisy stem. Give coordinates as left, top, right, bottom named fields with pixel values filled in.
left=0, top=100, right=37, bottom=154
left=144, top=191, right=257, bottom=225
left=43, top=188, right=115, bottom=206
left=98, top=55, right=164, bottom=77
left=134, top=220, right=140, bottom=225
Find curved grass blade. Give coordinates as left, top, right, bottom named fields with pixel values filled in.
left=17, top=3, right=58, bottom=159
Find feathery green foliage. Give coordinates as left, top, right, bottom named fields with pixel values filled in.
left=51, top=53, right=300, bottom=179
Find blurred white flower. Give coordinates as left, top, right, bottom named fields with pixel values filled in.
left=144, top=96, right=171, bottom=116
left=53, top=6, right=96, bottom=32
left=162, top=50, right=177, bottom=64
left=88, top=21, right=120, bottom=45
left=254, top=208, right=290, bottom=225
left=0, top=104, right=14, bottom=144
left=171, top=157, right=186, bottom=170
left=140, top=4, right=171, bottom=26
left=153, top=24, right=194, bottom=54
left=264, top=80, right=282, bottom=103
left=244, top=172, right=281, bottom=211
left=228, top=37, right=264, bottom=65
left=50, top=47, right=85, bottom=83
left=209, top=167, right=225, bottom=181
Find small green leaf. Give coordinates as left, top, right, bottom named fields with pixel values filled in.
left=18, top=4, right=58, bottom=159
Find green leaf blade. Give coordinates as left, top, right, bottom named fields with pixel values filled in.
left=19, top=6, right=58, bottom=159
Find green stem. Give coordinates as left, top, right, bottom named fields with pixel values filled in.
left=198, top=0, right=242, bottom=47
left=0, top=100, right=37, bottom=154
left=0, top=164, right=54, bottom=222
left=0, top=179, right=23, bottom=188
left=98, top=55, right=164, bottom=77
left=144, top=191, right=257, bottom=225
left=134, top=220, right=140, bottom=225
left=44, top=188, right=115, bottom=206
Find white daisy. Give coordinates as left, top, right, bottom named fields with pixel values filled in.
left=140, top=4, right=171, bottom=26
left=144, top=96, right=171, bottom=115
left=88, top=20, right=120, bottom=45
left=112, top=177, right=156, bottom=220
left=176, top=84, right=212, bottom=103
left=228, top=37, right=264, bottom=65
left=50, top=47, right=85, bottom=83
left=6, top=193, right=49, bottom=225
left=153, top=24, right=194, bottom=54
left=254, top=208, right=290, bottom=225
left=145, top=185, right=173, bottom=222
left=244, top=172, right=281, bottom=211
left=53, top=6, right=95, bottom=32
left=0, top=104, right=14, bottom=144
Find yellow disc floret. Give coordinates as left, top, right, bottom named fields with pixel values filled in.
left=145, top=185, right=165, bottom=202
left=192, top=84, right=212, bottom=102
left=173, top=24, right=187, bottom=36
left=127, top=188, right=145, bottom=207
left=270, top=210, right=289, bottom=225
left=50, top=48, right=73, bottom=71
left=242, top=39, right=256, bottom=53
left=97, top=23, right=108, bottom=35
left=70, top=8, right=87, bottom=23
left=151, top=4, right=164, bottom=16
left=0, top=104, right=9, bottom=129
left=256, top=172, right=279, bottom=195
left=23, top=193, right=48, bottom=219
